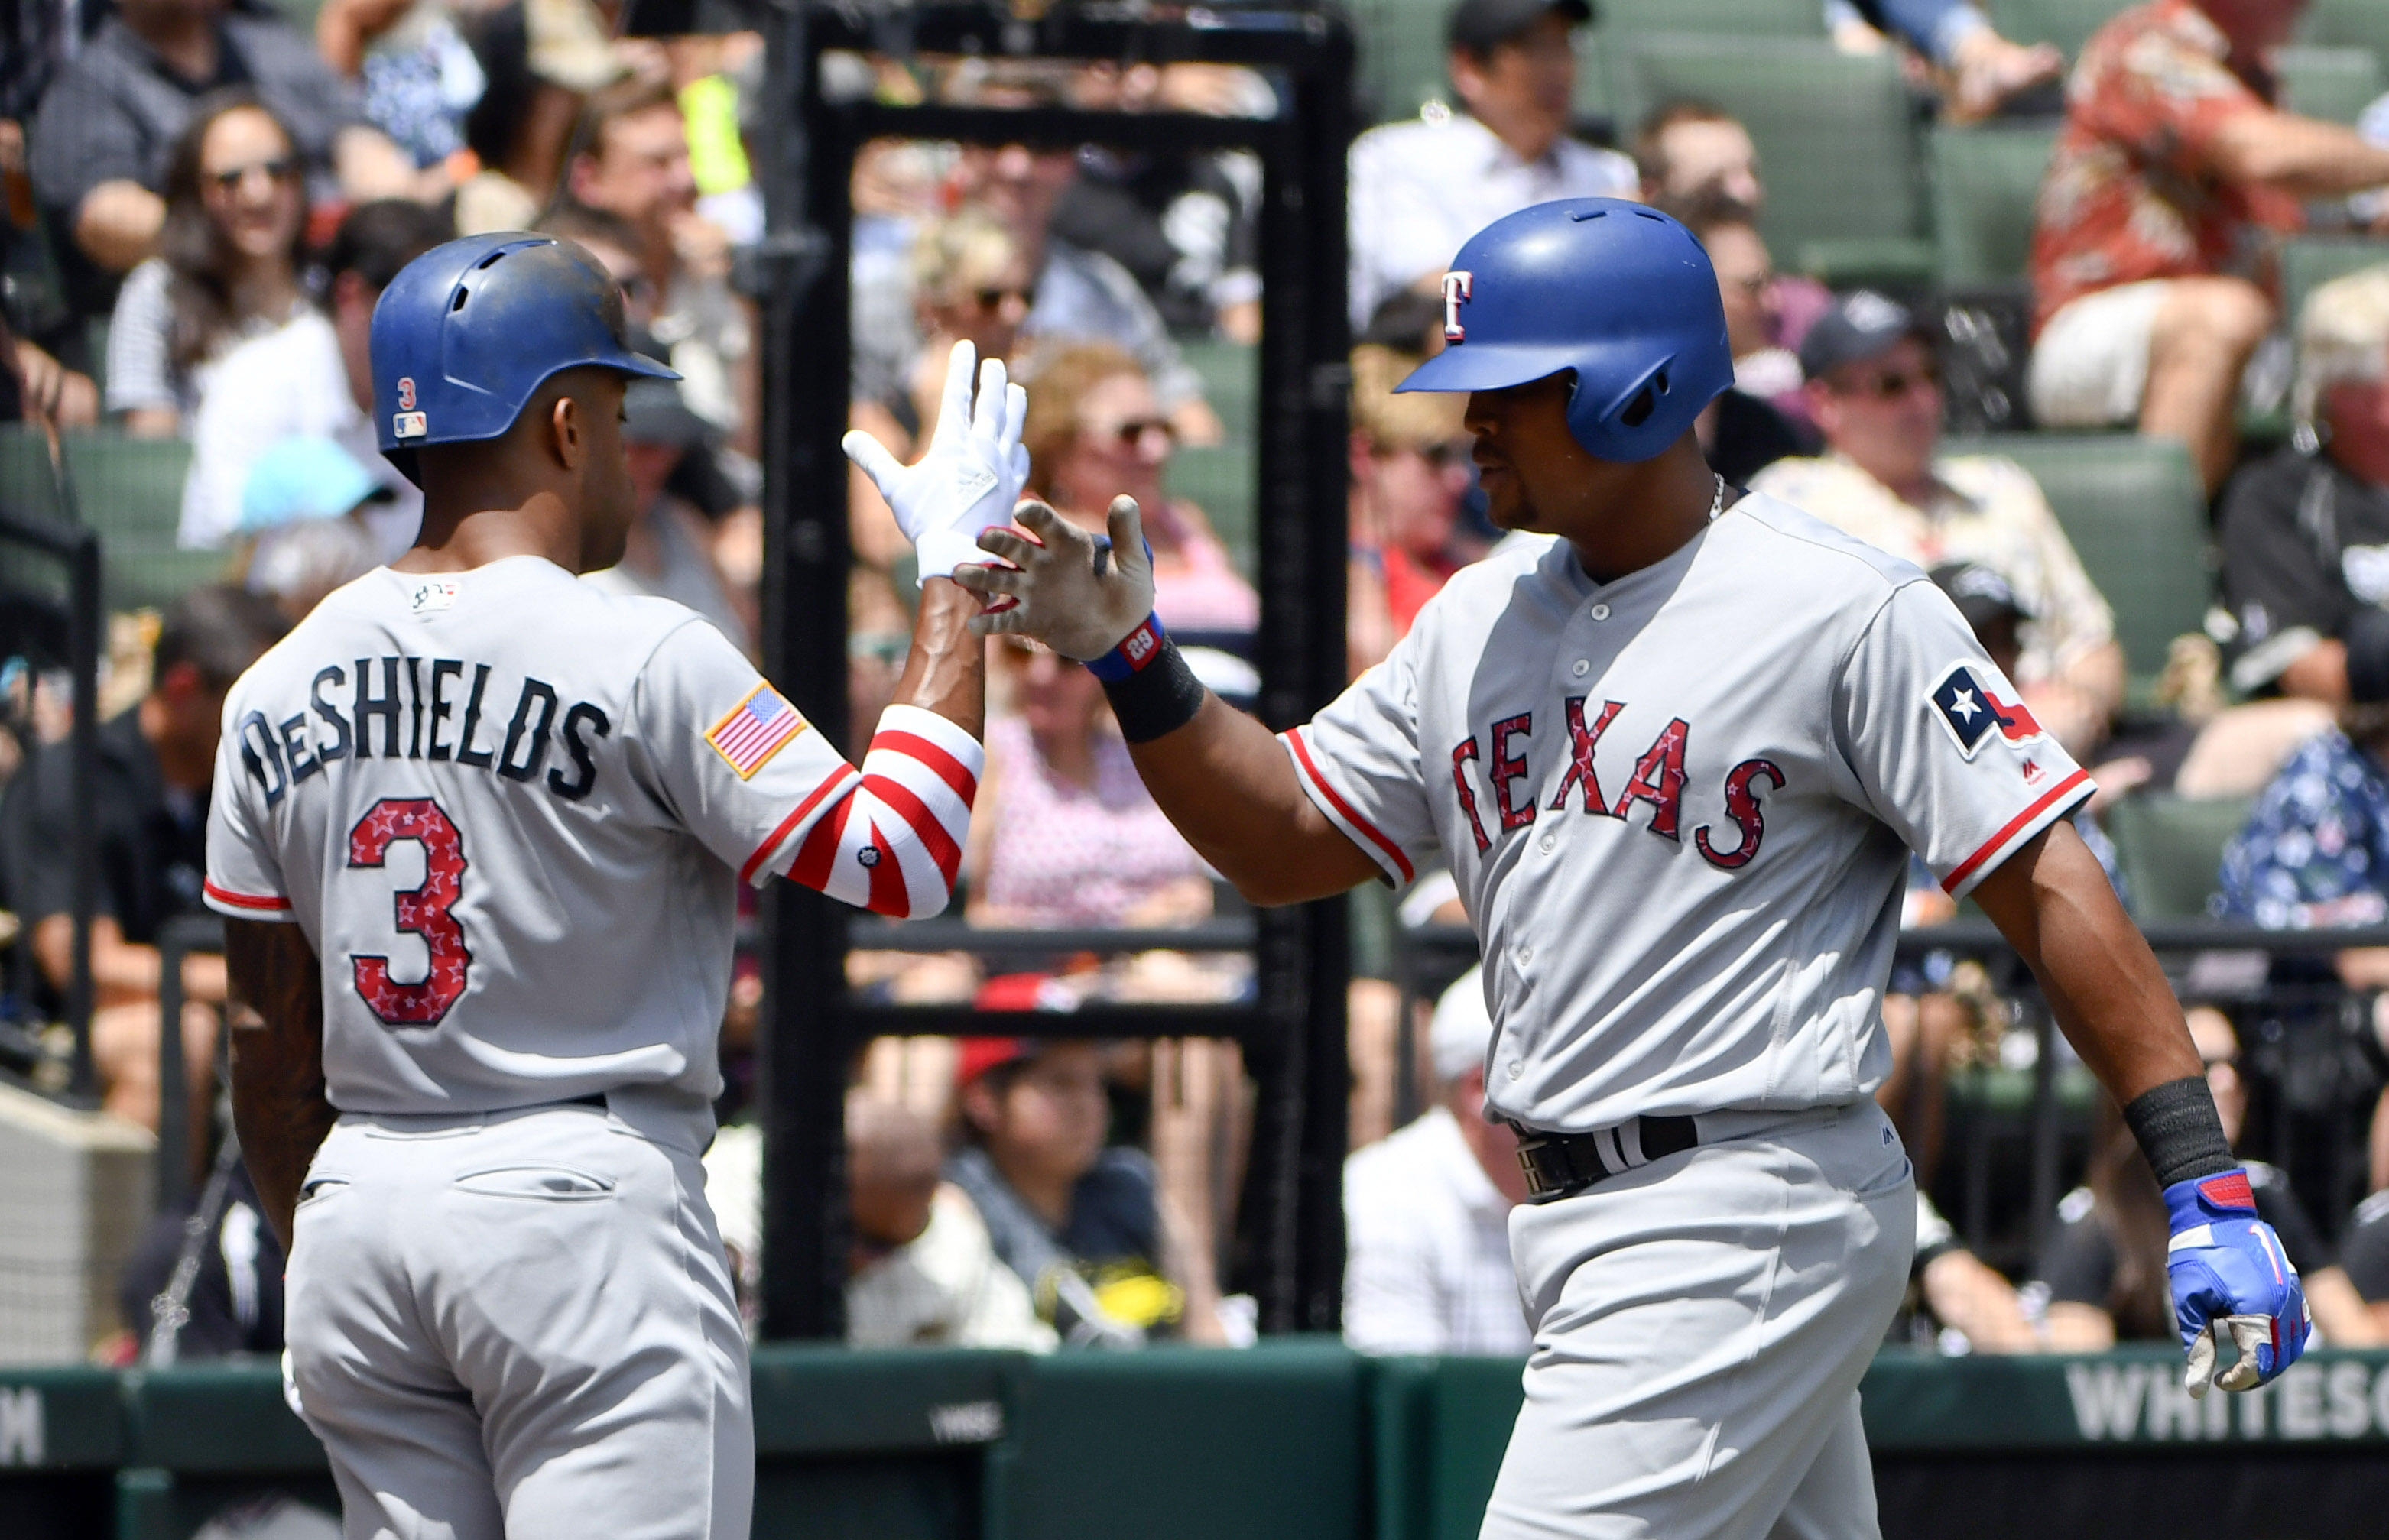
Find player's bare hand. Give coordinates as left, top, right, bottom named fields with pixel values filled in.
left=842, top=339, right=1030, bottom=583
left=959, top=496, right=1157, bottom=661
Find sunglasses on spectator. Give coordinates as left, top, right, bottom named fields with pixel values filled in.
left=1833, top=363, right=1941, bottom=401
left=1099, top=417, right=1174, bottom=450
left=974, top=286, right=1035, bottom=312
left=208, top=157, right=295, bottom=192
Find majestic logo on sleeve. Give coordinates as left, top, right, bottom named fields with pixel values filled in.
left=1930, top=663, right=2043, bottom=759
left=1441, top=271, right=1473, bottom=341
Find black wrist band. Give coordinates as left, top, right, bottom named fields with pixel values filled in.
left=2123, top=1075, right=2236, bottom=1188
left=1099, top=635, right=1209, bottom=743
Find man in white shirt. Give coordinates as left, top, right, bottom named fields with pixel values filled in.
left=180, top=199, right=449, bottom=558
left=1347, top=0, right=1636, bottom=331
left=1344, top=965, right=1533, bottom=1357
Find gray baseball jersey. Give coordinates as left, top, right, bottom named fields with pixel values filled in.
left=1286, top=492, right=2089, bottom=1133
left=204, top=556, right=980, bottom=1124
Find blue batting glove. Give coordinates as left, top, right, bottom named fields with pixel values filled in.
left=2164, top=1167, right=2310, bottom=1396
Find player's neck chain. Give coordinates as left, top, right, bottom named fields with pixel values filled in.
left=1706, top=473, right=1727, bottom=523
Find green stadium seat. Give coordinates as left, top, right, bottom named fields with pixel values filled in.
left=2280, top=237, right=2389, bottom=333
left=2277, top=45, right=2384, bottom=125
left=1178, top=339, right=1258, bottom=449
left=1162, top=444, right=1257, bottom=579
left=1929, top=124, right=2059, bottom=289
left=1597, top=0, right=1824, bottom=37
left=2303, top=0, right=2389, bottom=75
left=1952, top=433, right=2210, bottom=688
left=0, top=425, right=67, bottom=524
left=2102, top=793, right=2254, bottom=921
left=54, top=433, right=224, bottom=611
left=1604, top=37, right=1933, bottom=287
left=1985, top=0, right=2135, bottom=59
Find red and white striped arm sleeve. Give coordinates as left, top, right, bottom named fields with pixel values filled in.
left=765, top=705, right=984, bottom=918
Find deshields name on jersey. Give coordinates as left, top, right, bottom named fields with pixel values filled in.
left=234, top=656, right=610, bottom=808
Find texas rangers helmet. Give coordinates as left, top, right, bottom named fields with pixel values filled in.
left=370, top=232, right=678, bottom=481
left=1395, top=198, right=1733, bottom=462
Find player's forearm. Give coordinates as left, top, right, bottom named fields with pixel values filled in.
left=891, top=578, right=985, bottom=741
left=224, top=919, right=336, bottom=1253
left=1124, top=696, right=1381, bottom=906
left=1970, top=822, right=2204, bottom=1104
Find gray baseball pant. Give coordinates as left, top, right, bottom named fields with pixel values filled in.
left=1483, top=1098, right=1916, bottom=1540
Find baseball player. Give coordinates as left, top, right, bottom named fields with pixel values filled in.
left=956, top=199, right=2309, bottom=1538
left=206, top=232, right=1027, bottom=1538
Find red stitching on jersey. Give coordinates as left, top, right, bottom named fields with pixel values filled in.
left=741, top=764, right=861, bottom=885
left=872, top=728, right=980, bottom=807
left=1286, top=728, right=1415, bottom=885
left=1940, top=769, right=2092, bottom=894
left=204, top=879, right=291, bottom=912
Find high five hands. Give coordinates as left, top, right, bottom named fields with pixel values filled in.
left=841, top=339, right=1030, bottom=584
left=953, top=495, right=1158, bottom=660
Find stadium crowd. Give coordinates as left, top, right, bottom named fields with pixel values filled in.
left=5, top=0, right=2389, bottom=1362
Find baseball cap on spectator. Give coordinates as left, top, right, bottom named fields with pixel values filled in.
left=955, top=1036, right=1038, bottom=1085
left=625, top=379, right=712, bottom=449
left=2294, top=264, right=2389, bottom=426
left=1449, top=0, right=1593, bottom=54
left=1429, top=965, right=1494, bottom=1085
left=1797, top=290, right=1930, bottom=382
left=1929, top=560, right=2033, bottom=634
left=239, top=437, right=385, bottom=532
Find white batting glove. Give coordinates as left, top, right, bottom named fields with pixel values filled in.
left=955, top=497, right=1157, bottom=661
left=842, top=339, right=1030, bottom=583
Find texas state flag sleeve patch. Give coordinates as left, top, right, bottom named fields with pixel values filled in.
left=708, top=683, right=807, bottom=778
left=1930, top=663, right=2042, bottom=760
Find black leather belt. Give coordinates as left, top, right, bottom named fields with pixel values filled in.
left=1511, top=1115, right=1699, bottom=1202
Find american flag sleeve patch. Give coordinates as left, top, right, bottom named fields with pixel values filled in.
left=707, top=683, right=807, bottom=778
left=784, top=704, right=983, bottom=917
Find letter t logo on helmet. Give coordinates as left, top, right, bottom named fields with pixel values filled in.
left=1394, top=199, right=1735, bottom=464
left=1442, top=271, right=1474, bottom=342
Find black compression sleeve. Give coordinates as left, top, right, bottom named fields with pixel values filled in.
left=1099, top=638, right=1209, bottom=744
left=2122, top=1075, right=2237, bottom=1189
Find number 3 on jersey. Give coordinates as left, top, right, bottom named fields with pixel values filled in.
left=348, top=798, right=472, bottom=1026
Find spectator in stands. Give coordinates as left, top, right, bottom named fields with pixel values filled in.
left=1680, top=199, right=1816, bottom=487
left=1021, top=342, right=1257, bottom=640
left=946, top=1037, right=1229, bottom=1345
left=315, top=0, right=486, bottom=173
left=236, top=435, right=385, bottom=621
left=2037, top=1008, right=2380, bottom=1347
left=1347, top=325, right=1478, bottom=676
left=118, top=1143, right=286, bottom=1360
left=964, top=634, right=1214, bottom=932
left=180, top=196, right=450, bottom=557
left=845, top=1093, right=1058, bottom=1350
left=1346, top=0, right=1635, bottom=333
left=1634, top=101, right=1832, bottom=371
left=1904, top=1191, right=2040, bottom=1351
left=0, top=585, right=287, bottom=1133
left=582, top=378, right=751, bottom=654
left=1053, top=63, right=1264, bottom=342
left=2219, top=266, right=2389, bottom=708
left=939, top=80, right=1220, bottom=446
left=25, top=0, right=415, bottom=318
left=2343, top=1188, right=2389, bottom=1337
left=1343, top=966, right=1530, bottom=1357
left=1826, top=0, right=2063, bottom=122
left=1752, top=290, right=2125, bottom=758
left=0, top=309, right=99, bottom=430
left=2027, top=0, right=2389, bottom=494
left=566, top=79, right=752, bottom=449
left=855, top=209, right=1036, bottom=459
left=105, top=92, right=313, bottom=437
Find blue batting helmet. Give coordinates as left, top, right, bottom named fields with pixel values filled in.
left=1395, top=198, right=1732, bottom=462
left=370, top=232, right=678, bottom=481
